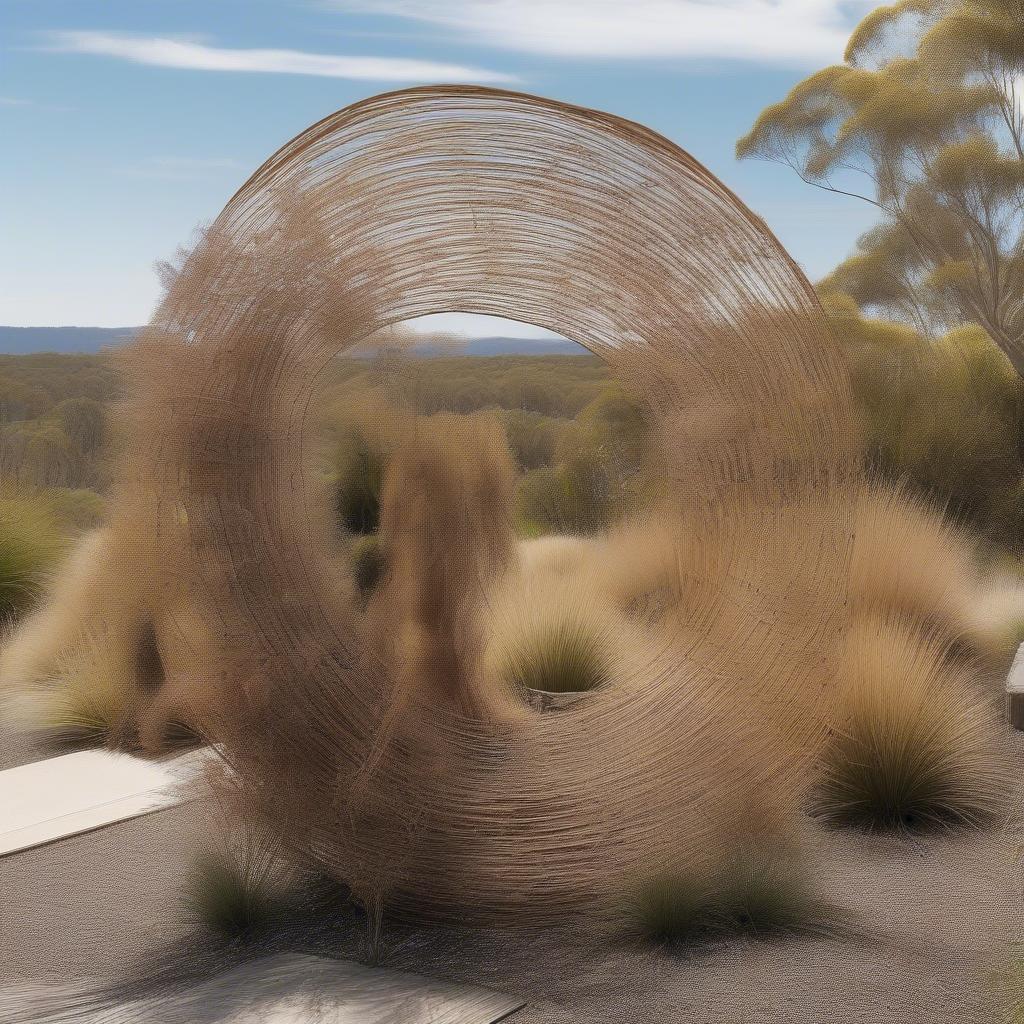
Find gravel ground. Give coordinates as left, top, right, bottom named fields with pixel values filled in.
left=0, top=721, right=55, bottom=773
left=1, top=725, right=1022, bottom=1022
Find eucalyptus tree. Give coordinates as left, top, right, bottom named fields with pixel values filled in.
left=737, top=1, right=1024, bottom=373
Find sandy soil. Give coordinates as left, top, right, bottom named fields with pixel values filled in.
left=1, top=719, right=1022, bottom=1023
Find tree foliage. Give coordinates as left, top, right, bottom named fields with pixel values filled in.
left=827, top=290, right=1024, bottom=544
left=51, top=398, right=105, bottom=456
left=738, top=1, right=1024, bottom=372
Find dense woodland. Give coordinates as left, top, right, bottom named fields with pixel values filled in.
left=4, top=314, right=1024, bottom=558
left=0, top=354, right=116, bottom=533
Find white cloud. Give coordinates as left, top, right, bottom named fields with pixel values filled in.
left=0, top=96, right=31, bottom=106
left=47, top=31, right=517, bottom=83
left=329, top=0, right=872, bottom=66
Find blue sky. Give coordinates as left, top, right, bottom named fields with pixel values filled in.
left=1, top=1, right=880, bottom=334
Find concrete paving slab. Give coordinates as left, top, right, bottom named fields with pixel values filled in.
left=3, top=953, right=526, bottom=1023
left=0, top=747, right=208, bottom=855
left=1006, top=641, right=1024, bottom=728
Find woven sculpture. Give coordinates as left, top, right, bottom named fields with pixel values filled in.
left=100, top=85, right=861, bottom=924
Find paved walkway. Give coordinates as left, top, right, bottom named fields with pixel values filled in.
left=0, top=724, right=1021, bottom=1022
left=3, top=952, right=526, bottom=1023
left=0, top=747, right=209, bottom=856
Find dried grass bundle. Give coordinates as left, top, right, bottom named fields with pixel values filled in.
left=819, top=611, right=1009, bottom=829
left=368, top=410, right=520, bottom=722
left=850, top=484, right=982, bottom=652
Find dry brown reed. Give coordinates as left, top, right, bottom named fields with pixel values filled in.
left=367, top=410, right=520, bottom=723
left=0, top=521, right=218, bottom=751
left=850, top=485, right=983, bottom=655
left=819, top=609, right=1009, bottom=829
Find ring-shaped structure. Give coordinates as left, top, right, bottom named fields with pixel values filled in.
left=128, top=86, right=859, bottom=922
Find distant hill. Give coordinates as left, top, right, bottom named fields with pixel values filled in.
left=414, top=336, right=584, bottom=356
left=0, top=326, right=140, bottom=354
left=0, top=327, right=585, bottom=357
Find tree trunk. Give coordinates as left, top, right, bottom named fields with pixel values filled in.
left=988, top=326, right=1024, bottom=379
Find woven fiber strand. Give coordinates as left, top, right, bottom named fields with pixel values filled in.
left=114, top=85, right=860, bottom=924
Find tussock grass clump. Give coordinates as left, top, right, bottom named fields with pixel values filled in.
left=634, top=873, right=713, bottom=944
left=635, top=850, right=825, bottom=944
left=503, top=617, right=611, bottom=694
left=850, top=485, right=980, bottom=648
left=0, top=524, right=215, bottom=753
left=492, top=543, right=668, bottom=704
left=185, top=853, right=277, bottom=941
left=0, top=526, right=142, bottom=749
left=28, top=633, right=136, bottom=748
left=27, top=630, right=204, bottom=754
left=0, top=493, right=65, bottom=621
left=183, top=838, right=289, bottom=942
left=818, top=615, right=1007, bottom=830
left=575, top=516, right=691, bottom=626
left=0, top=528, right=113, bottom=690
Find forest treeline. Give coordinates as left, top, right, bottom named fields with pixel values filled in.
left=0, top=354, right=116, bottom=531
left=4, top=317, right=1024, bottom=551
